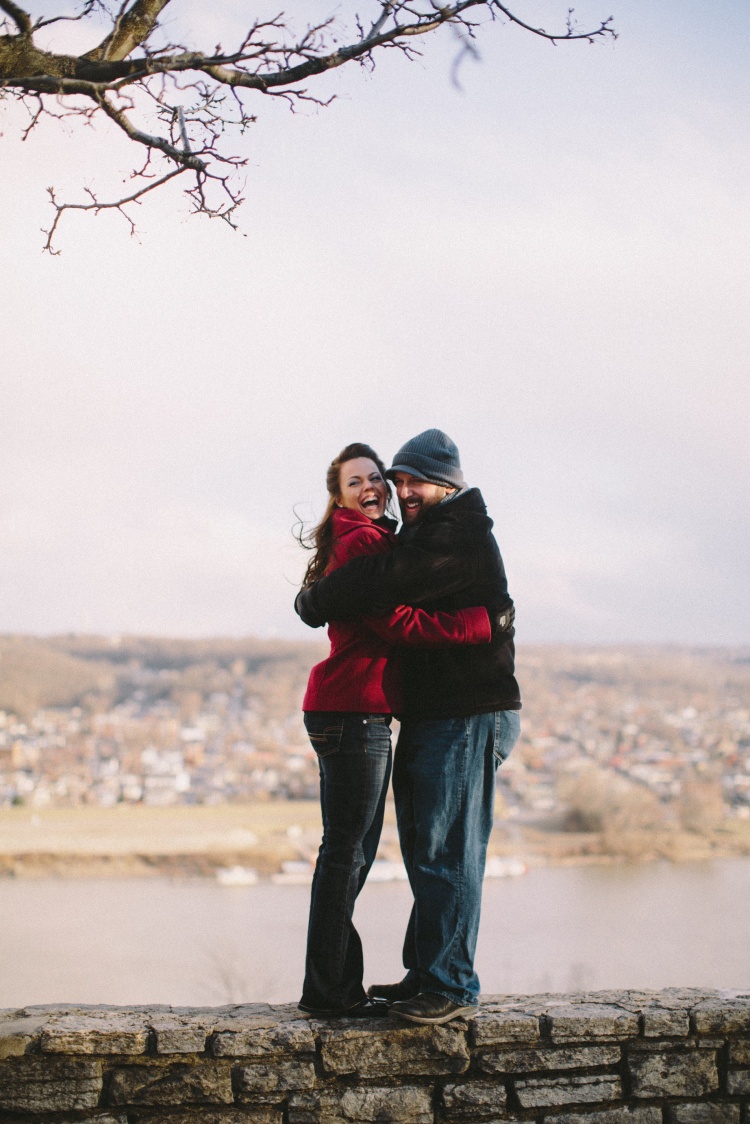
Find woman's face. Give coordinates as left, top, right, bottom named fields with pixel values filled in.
left=337, top=457, right=388, bottom=520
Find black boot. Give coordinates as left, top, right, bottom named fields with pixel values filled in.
left=366, top=979, right=420, bottom=1004
left=298, top=996, right=390, bottom=1018
left=390, top=992, right=477, bottom=1025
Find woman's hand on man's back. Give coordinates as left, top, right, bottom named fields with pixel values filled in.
left=295, top=586, right=326, bottom=629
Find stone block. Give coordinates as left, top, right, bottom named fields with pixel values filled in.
left=692, top=1000, right=750, bottom=1036
left=667, top=1107, right=741, bottom=1123
left=234, top=1057, right=317, bottom=1098
left=318, top=1020, right=469, bottom=1077
left=339, top=1086, right=434, bottom=1123
left=589, top=990, right=663, bottom=1008
left=545, top=1003, right=639, bottom=1042
left=730, top=1040, right=750, bottom=1064
left=0, top=1056, right=103, bottom=1113
left=546, top=1007, right=638, bottom=1038
left=41, top=1012, right=149, bottom=1055
left=125, top=1112, right=281, bottom=1124
left=288, top=1086, right=433, bottom=1123
left=628, top=1050, right=719, bottom=1098
left=654, top=989, right=710, bottom=1006
left=478, top=1044, right=620, bottom=1074
left=335, top=1088, right=434, bottom=1124
left=150, top=1014, right=215, bottom=1054
left=59, top=1117, right=127, bottom=1124
left=629, top=1038, right=696, bottom=1053
left=108, top=1062, right=234, bottom=1105
left=642, top=1008, right=691, bottom=1037
left=727, top=1069, right=750, bottom=1095
left=0, top=1014, right=46, bottom=1058
left=471, top=1011, right=540, bottom=1046
left=553, top=1110, right=661, bottom=1124
left=212, top=1014, right=315, bottom=1057
left=514, top=1072, right=621, bottom=1108
left=442, top=1079, right=507, bottom=1118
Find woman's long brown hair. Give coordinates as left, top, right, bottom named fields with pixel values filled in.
left=298, top=442, right=390, bottom=589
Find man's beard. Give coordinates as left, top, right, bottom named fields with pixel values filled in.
left=400, top=499, right=425, bottom=524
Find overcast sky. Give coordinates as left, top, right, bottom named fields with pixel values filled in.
left=1, top=0, right=748, bottom=644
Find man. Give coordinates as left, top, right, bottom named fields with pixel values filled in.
left=296, top=429, right=521, bottom=1024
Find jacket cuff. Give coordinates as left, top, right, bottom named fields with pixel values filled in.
left=295, top=586, right=326, bottom=629
left=461, top=606, right=492, bottom=643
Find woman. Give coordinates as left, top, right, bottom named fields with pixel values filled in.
left=297, top=442, right=491, bottom=1017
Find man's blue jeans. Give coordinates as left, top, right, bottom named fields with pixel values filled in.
left=301, top=712, right=392, bottom=1010
left=394, top=710, right=521, bottom=1007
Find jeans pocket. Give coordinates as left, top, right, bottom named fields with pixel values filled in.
left=308, top=724, right=343, bottom=758
left=493, top=710, right=521, bottom=765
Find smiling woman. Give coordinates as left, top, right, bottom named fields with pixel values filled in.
left=339, top=458, right=388, bottom=520
left=298, top=443, right=394, bottom=590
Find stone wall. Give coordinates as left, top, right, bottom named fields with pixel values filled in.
left=1, top=990, right=749, bottom=1122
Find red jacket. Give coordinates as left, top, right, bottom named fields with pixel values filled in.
left=302, top=508, right=491, bottom=714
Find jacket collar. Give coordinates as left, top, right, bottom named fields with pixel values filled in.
left=331, top=507, right=395, bottom=534
left=397, top=487, right=488, bottom=536
left=423, top=486, right=487, bottom=519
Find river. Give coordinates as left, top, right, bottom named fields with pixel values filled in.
left=2, top=859, right=749, bottom=1008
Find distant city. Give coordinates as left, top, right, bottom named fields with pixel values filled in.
left=0, top=697, right=313, bottom=808
left=1, top=637, right=748, bottom=830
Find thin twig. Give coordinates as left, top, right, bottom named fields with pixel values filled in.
left=42, top=165, right=188, bottom=254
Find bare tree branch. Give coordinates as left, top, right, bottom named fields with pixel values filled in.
left=42, top=165, right=188, bottom=253
left=85, top=0, right=173, bottom=62
left=0, top=2, right=617, bottom=251
left=0, top=1, right=31, bottom=35
left=493, top=2, right=615, bottom=43
left=34, top=3, right=108, bottom=33
left=95, top=89, right=205, bottom=169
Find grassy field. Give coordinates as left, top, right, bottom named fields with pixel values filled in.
left=2, top=801, right=750, bottom=880
left=0, top=801, right=334, bottom=854
left=0, top=800, right=403, bottom=877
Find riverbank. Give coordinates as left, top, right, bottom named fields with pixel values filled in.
left=0, top=802, right=323, bottom=879
left=2, top=802, right=750, bottom=879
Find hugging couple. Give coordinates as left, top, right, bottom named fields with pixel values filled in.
left=294, top=429, right=521, bottom=1025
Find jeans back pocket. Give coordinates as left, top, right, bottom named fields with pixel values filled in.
left=307, top=723, right=343, bottom=758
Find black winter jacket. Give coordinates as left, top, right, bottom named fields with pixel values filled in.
left=295, top=488, right=521, bottom=719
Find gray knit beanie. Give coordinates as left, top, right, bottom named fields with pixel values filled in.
left=386, top=429, right=464, bottom=488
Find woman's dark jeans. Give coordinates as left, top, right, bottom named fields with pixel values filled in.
left=301, top=711, right=392, bottom=1010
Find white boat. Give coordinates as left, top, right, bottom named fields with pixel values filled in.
left=271, top=860, right=314, bottom=886
left=216, top=865, right=259, bottom=887
left=484, top=857, right=528, bottom=879
left=367, top=861, right=409, bottom=883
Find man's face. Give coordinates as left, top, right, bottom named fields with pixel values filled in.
left=393, top=472, right=454, bottom=525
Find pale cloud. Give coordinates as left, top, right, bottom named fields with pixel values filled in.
left=1, top=499, right=306, bottom=635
